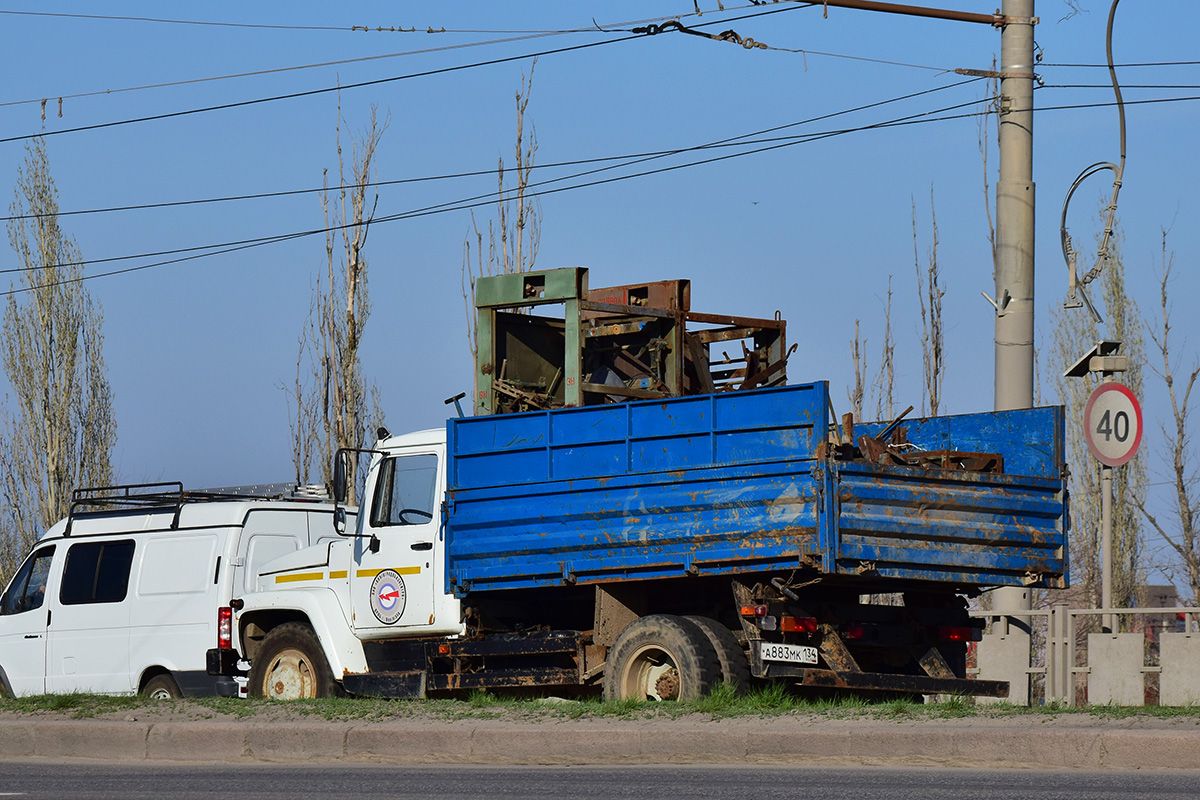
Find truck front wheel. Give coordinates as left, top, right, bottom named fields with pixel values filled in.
left=603, top=615, right=721, bottom=702
left=248, top=622, right=343, bottom=700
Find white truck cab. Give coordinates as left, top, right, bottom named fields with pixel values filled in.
left=0, top=483, right=348, bottom=699
left=229, top=430, right=466, bottom=699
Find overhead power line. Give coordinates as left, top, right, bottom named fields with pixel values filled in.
left=3, top=76, right=983, bottom=223
left=0, top=5, right=784, bottom=112
left=8, top=89, right=1198, bottom=297
left=0, top=4, right=818, bottom=129
left=1, top=87, right=997, bottom=287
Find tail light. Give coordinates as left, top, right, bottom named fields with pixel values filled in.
left=842, top=623, right=866, bottom=640
left=780, top=616, right=819, bottom=633
left=740, top=605, right=769, bottom=617
left=218, top=606, right=233, bottom=649
left=937, top=625, right=981, bottom=642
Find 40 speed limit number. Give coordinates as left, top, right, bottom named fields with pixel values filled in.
left=1083, top=382, right=1142, bottom=467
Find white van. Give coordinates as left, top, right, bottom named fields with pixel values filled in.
left=0, top=482, right=350, bottom=699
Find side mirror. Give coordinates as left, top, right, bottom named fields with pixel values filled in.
left=332, top=451, right=350, bottom=504
left=334, top=507, right=347, bottom=536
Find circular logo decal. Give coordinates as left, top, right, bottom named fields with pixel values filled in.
left=369, top=570, right=407, bottom=625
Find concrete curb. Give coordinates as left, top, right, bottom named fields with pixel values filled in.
left=2, top=717, right=1199, bottom=769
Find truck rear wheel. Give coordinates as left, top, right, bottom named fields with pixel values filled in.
left=684, top=615, right=750, bottom=694
left=603, top=614, right=721, bottom=702
left=248, top=622, right=343, bottom=700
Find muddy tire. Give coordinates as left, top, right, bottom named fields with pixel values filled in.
left=141, top=673, right=183, bottom=700
left=248, top=622, right=343, bottom=700
left=684, top=615, right=750, bottom=694
left=603, top=614, right=721, bottom=701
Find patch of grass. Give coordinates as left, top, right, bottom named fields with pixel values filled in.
left=7, top=689, right=1200, bottom=722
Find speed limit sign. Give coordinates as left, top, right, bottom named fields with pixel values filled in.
left=1083, top=382, right=1142, bottom=467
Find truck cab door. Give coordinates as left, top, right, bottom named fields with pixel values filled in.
left=351, top=451, right=441, bottom=636
left=0, top=546, right=56, bottom=696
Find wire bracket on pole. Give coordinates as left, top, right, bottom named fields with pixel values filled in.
left=995, top=15, right=1039, bottom=27
left=954, top=67, right=1036, bottom=80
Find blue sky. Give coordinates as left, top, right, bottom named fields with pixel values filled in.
left=1, top=2, right=1197, bottom=551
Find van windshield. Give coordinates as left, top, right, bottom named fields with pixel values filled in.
left=1, top=546, right=55, bottom=615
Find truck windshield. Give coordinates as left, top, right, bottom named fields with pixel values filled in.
left=370, top=454, right=438, bottom=528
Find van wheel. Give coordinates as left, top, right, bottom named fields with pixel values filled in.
left=142, top=674, right=183, bottom=700
left=683, top=616, right=750, bottom=694
left=248, top=622, right=342, bottom=700
left=603, top=615, right=721, bottom=702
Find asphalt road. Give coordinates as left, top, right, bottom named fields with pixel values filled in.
left=1, top=763, right=1198, bottom=800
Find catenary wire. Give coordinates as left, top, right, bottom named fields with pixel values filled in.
left=7, top=91, right=1198, bottom=295
left=3, top=76, right=983, bottom=223
left=0, top=5, right=796, bottom=111
left=1, top=91, right=998, bottom=284
left=0, top=4, right=812, bottom=143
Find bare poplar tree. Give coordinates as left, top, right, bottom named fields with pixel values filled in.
left=871, top=276, right=895, bottom=422
left=1138, top=229, right=1200, bottom=605
left=463, top=62, right=541, bottom=364
left=290, top=103, right=389, bottom=502
left=1, top=138, right=115, bottom=580
left=913, top=190, right=945, bottom=416
left=1049, top=214, right=1145, bottom=621
left=848, top=320, right=867, bottom=421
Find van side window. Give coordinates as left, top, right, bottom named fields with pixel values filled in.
left=59, top=540, right=135, bottom=605
left=1, top=546, right=55, bottom=615
left=370, top=454, right=438, bottom=527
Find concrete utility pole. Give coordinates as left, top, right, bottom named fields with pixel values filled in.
left=990, top=0, right=1037, bottom=705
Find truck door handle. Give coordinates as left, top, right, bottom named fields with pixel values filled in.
left=24, top=634, right=40, bottom=639
left=411, top=542, right=433, bottom=551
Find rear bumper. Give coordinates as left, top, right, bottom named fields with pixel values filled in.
left=753, top=660, right=1009, bottom=698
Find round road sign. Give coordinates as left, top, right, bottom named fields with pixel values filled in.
left=1083, top=382, right=1142, bottom=467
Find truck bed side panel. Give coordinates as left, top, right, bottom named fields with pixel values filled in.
left=445, top=384, right=1066, bottom=595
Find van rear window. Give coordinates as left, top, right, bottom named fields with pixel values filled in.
left=60, top=540, right=135, bottom=605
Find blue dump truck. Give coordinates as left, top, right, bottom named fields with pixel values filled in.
left=214, top=381, right=1066, bottom=701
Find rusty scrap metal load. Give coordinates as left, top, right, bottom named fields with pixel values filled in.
left=473, top=267, right=792, bottom=415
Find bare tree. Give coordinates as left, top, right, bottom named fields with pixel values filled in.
left=290, top=102, right=389, bottom=502
left=913, top=189, right=945, bottom=416
left=848, top=320, right=867, bottom=421
left=871, top=276, right=895, bottom=421
left=463, top=62, right=541, bottom=365
left=1, top=138, right=116, bottom=580
left=1138, top=228, right=1200, bottom=605
left=1049, top=213, right=1145, bottom=622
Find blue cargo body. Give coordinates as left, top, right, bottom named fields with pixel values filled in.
left=443, top=383, right=1067, bottom=596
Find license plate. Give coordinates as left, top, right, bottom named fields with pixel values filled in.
left=759, top=641, right=819, bottom=665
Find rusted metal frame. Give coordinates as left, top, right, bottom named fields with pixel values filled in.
left=914, top=645, right=957, bottom=680
left=688, top=326, right=767, bottom=345
left=584, top=319, right=655, bottom=338
left=738, top=353, right=789, bottom=392
left=580, top=299, right=677, bottom=320
left=731, top=579, right=764, bottom=644
left=439, top=630, right=582, bottom=658
left=816, top=623, right=863, bottom=673
left=580, top=382, right=667, bottom=400
left=429, top=667, right=581, bottom=691
left=684, top=310, right=785, bottom=330
left=791, top=668, right=1010, bottom=698
left=685, top=333, right=717, bottom=394
left=811, top=0, right=1007, bottom=27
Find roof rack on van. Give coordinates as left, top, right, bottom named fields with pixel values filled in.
left=63, top=481, right=329, bottom=536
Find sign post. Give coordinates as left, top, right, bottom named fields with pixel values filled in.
left=1083, top=381, right=1142, bottom=632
